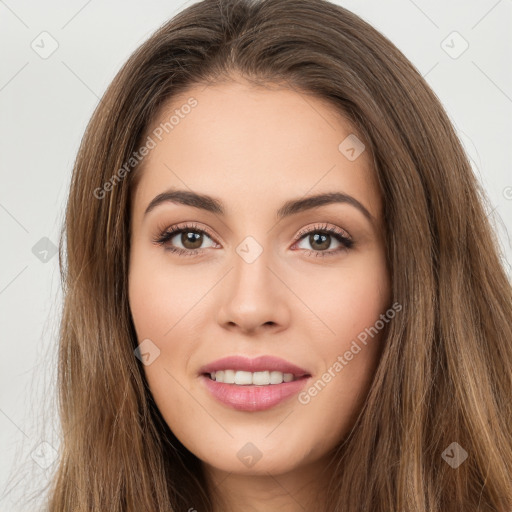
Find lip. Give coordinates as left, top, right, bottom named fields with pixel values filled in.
left=198, top=355, right=310, bottom=377
left=200, top=375, right=311, bottom=411
left=198, top=355, right=312, bottom=412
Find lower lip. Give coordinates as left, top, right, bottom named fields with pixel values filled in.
left=200, top=374, right=310, bottom=411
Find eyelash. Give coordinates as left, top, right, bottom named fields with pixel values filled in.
left=152, top=221, right=354, bottom=259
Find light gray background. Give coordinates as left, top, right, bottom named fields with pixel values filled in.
left=1, top=0, right=511, bottom=510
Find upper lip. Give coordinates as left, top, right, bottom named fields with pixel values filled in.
left=199, top=355, right=311, bottom=377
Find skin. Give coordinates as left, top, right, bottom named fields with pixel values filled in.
left=128, top=78, right=391, bottom=512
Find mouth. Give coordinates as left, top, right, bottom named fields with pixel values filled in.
left=198, top=355, right=311, bottom=412
left=197, top=355, right=312, bottom=412
left=199, top=372, right=311, bottom=411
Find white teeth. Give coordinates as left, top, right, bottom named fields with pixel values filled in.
left=253, top=371, right=271, bottom=385
left=224, top=369, right=236, bottom=383
left=235, top=371, right=253, bottom=385
left=209, top=370, right=296, bottom=385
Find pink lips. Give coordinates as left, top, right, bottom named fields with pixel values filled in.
left=198, top=355, right=311, bottom=412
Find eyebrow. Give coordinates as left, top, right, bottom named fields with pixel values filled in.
left=143, top=188, right=375, bottom=224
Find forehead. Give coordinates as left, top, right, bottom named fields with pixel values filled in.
left=131, top=80, right=381, bottom=222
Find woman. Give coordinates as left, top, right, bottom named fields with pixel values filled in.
left=47, top=0, right=512, bottom=510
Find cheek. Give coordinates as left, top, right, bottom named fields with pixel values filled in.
left=291, top=246, right=390, bottom=339
left=128, top=245, right=206, bottom=339
left=294, top=250, right=390, bottom=424
left=128, top=256, right=205, bottom=442
left=128, top=247, right=209, bottom=390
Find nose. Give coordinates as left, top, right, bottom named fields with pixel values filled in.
left=215, top=245, right=291, bottom=335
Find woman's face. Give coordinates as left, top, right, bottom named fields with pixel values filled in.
left=128, top=80, right=390, bottom=483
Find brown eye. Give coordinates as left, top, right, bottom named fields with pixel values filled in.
left=180, top=231, right=204, bottom=250
left=307, top=233, right=331, bottom=251
left=157, top=228, right=215, bottom=251
left=153, top=222, right=218, bottom=256
left=293, top=223, right=354, bottom=258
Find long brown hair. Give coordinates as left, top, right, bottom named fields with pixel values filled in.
left=41, top=0, right=512, bottom=510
